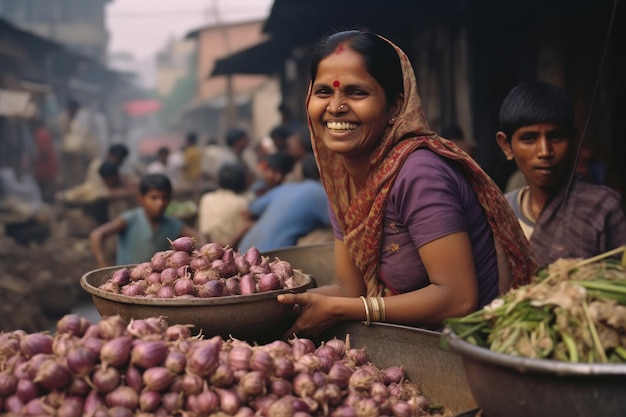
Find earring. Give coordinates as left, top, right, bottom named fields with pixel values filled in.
left=390, top=117, right=396, bottom=124
left=326, top=106, right=330, bottom=112
left=506, top=156, right=513, bottom=161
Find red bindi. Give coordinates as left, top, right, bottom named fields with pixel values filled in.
left=333, top=80, right=340, bottom=88
left=335, top=44, right=345, bottom=54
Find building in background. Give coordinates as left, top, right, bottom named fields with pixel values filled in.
left=155, top=37, right=196, bottom=98
left=181, top=19, right=280, bottom=145
left=0, top=0, right=112, bottom=62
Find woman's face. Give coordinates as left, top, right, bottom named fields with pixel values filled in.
left=308, top=47, right=398, bottom=160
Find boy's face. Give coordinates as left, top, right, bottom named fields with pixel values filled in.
left=496, top=123, right=572, bottom=191
left=140, top=189, right=171, bottom=220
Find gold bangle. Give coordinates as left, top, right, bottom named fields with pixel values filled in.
left=360, top=296, right=371, bottom=326
left=378, top=296, right=386, bottom=322
left=369, top=297, right=380, bottom=322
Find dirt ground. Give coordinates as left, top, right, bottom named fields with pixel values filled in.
left=0, top=204, right=113, bottom=333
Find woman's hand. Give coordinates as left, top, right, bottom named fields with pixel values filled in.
left=278, top=293, right=344, bottom=338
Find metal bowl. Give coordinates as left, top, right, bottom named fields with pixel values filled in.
left=321, top=322, right=477, bottom=415
left=264, top=243, right=335, bottom=287
left=80, top=265, right=312, bottom=343
left=442, top=328, right=626, bottom=417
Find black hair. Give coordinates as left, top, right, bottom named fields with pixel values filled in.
left=499, top=81, right=575, bottom=141
left=301, top=153, right=320, bottom=181
left=295, top=125, right=313, bottom=153
left=98, top=160, right=119, bottom=179
left=157, top=146, right=170, bottom=157
left=265, top=151, right=295, bottom=176
left=186, top=131, right=198, bottom=145
left=310, top=30, right=403, bottom=107
left=218, top=163, right=247, bottom=193
left=108, top=143, right=129, bottom=159
left=139, top=173, right=172, bottom=195
left=225, top=128, right=247, bottom=148
left=270, top=125, right=291, bottom=141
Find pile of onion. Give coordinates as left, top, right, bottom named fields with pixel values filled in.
left=0, top=313, right=435, bottom=416
left=98, top=237, right=299, bottom=299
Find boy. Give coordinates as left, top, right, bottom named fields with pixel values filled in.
left=89, top=173, right=205, bottom=267
left=495, top=81, right=625, bottom=268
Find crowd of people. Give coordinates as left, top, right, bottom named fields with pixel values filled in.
left=3, top=29, right=623, bottom=338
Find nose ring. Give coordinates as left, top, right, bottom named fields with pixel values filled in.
left=327, top=104, right=346, bottom=112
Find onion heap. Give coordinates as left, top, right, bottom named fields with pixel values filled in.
left=98, top=237, right=299, bottom=299
left=0, top=313, right=436, bottom=416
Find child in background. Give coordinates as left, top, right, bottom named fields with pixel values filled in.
left=496, top=81, right=625, bottom=268
left=198, top=163, right=252, bottom=248
left=89, top=173, right=205, bottom=268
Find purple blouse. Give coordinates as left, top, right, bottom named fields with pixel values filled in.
left=330, top=149, right=498, bottom=307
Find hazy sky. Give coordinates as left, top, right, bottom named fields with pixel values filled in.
left=106, top=0, right=274, bottom=60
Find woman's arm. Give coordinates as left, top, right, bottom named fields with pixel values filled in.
left=310, top=239, right=366, bottom=296
left=279, top=232, right=478, bottom=335
left=383, top=231, right=478, bottom=328
left=89, top=217, right=127, bottom=268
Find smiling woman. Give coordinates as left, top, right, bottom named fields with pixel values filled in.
left=276, top=30, right=537, bottom=338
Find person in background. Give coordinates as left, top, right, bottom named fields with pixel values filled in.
left=89, top=173, right=205, bottom=268
left=202, top=137, right=235, bottom=184
left=182, top=132, right=202, bottom=182
left=181, top=132, right=202, bottom=200
left=268, top=124, right=292, bottom=154
left=198, top=163, right=252, bottom=248
left=147, top=146, right=170, bottom=175
left=237, top=153, right=331, bottom=253
left=32, top=118, right=59, bottom=202
left=277, top=30, right=535, bottom=337
left=60, top=99, right=87, bottom=188
left=223, top=128, right=254, bottom=188
left=59, top=143, right=133, bottom=203
left=248, top=151, right=295, bottom=197
left=496, top=81, right=626, bottom=268
left=284, top=124, right=314, bottom=183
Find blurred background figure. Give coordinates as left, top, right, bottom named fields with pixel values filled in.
left=146, top=146, right=170, bottom=175
left=284, top=125, right=314, bottom=183
left=222, top=127, right=255, bottom=189
left=198, top=163, right=252, bottom=248
left=181, top=131, right=202, bottom=200
left=60, top=99, right=109, bottom=188
left=237, top=154, right=331, bottom=253
left=268, top=124, right=291, bottom=154
left=249, top=151, right=294, bottom=197
left=31, top=117, right=59, bottom=203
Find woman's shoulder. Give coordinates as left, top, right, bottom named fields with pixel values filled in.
left=397, top=148, right=462, bottom=181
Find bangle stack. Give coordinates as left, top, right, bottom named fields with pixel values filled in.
left=360, top=296, right=386, bottom=326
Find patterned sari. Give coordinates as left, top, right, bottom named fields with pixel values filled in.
left=308, top=35, right=536, bottom=297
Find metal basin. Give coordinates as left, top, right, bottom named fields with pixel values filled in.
left=321, top=322, right=477, bottom=415
left=80, top=265, right=312, bottom=344
left=442, top=328, right=626, bottom=417
left=264, top=243, right=335, bottom=287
